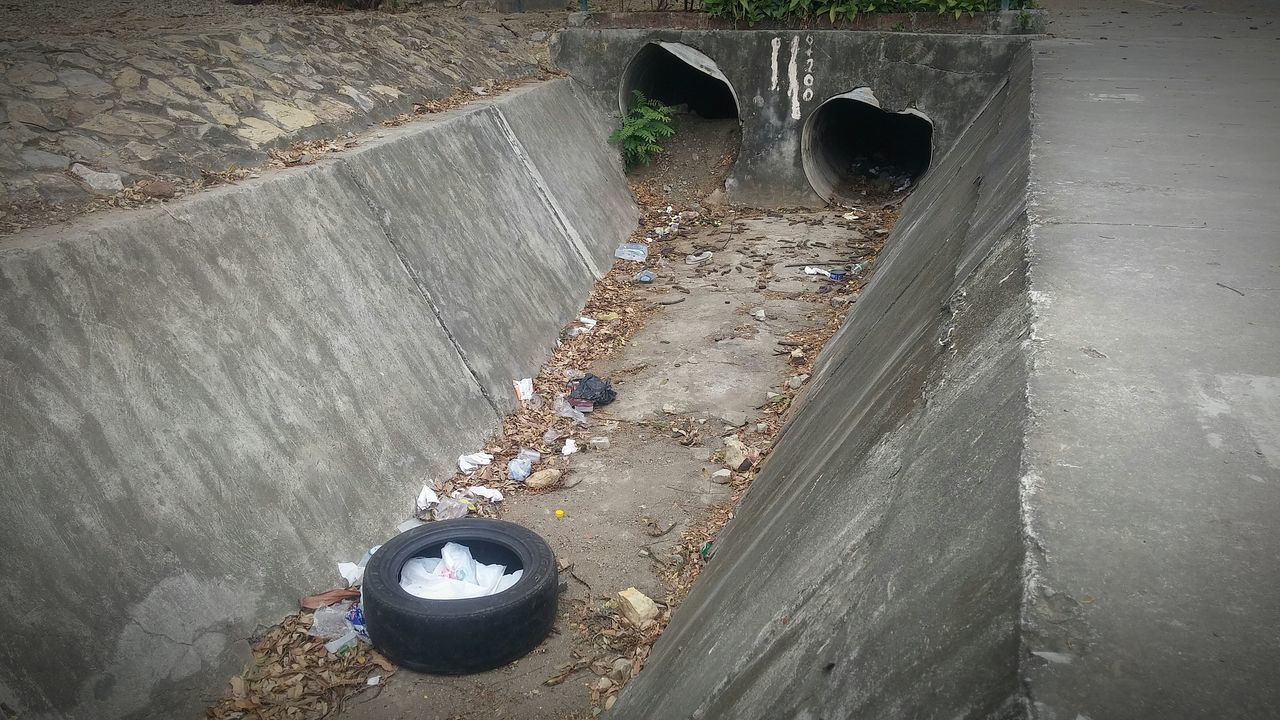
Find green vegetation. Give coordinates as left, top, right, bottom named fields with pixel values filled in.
left=701, top=0, right=1031, bottom=24
left=610, top=91, right=677, bottom=168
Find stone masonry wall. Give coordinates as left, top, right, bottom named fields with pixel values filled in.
left=0, top=2, right=563, bottom=227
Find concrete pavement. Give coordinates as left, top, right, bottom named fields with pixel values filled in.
left=1023, top=1, right=1280, bottom=717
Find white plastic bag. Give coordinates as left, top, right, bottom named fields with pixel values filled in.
left=436, top=542, right=478, bottom=582
left=399, top=542, right=524, bottom=600
left=508, top=457, right=532, bottom=481
left=467, top=486, right=503, bottom=503
left=458, top=452, right=494, bottom=473
left=553, top=395, right=586, bottom=424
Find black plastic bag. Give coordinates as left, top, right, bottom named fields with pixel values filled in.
left=570, top=374, right=616, bottom=406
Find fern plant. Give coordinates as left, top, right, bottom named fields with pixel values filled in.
left=610, top=91, right=676, bottom=168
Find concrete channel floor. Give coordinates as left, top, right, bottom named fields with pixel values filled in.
left=337, top=209, right=880, bottom=720
left=1024, top=0, right=1280, bottom=717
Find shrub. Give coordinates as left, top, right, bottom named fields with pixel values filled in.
left=610, top=91, right=676, bottom=168
left=701, top=0, right=1031, bottom=24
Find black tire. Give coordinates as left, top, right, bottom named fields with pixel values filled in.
left=362, top=518, right=558, bottom=674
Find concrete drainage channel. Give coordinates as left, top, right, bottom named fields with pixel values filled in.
left=0, top=26, right=1036, bottom=720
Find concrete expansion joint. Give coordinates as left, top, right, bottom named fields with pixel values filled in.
left=337, top=161, right=503, bottom=421
left=489, top=107, right=600, bottom=278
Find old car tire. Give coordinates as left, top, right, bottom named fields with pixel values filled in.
left=362, top=518, right=558, bottom=674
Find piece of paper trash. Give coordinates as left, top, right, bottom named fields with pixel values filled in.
left=562, top=438, right=579, bottom=456
left=416, top=485, right=439, bottom=511
left=458, top=452, right=494, bottom=473
left=512, top=378, right=534, bottom=404
left=367, top=675, right=382, bottom=686
left=467, top=485, right=504, bottom=502
left=470, top=86, right=488, bottom=95
left=842, top=212, right=860, bottom=220
left=803, top=266, right=833, bottom=278
left=338, top=562, right=364, bottom=587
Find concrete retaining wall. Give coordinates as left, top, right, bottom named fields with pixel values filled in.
left=611, top=46, right=1033, bottom=719
left=553, top=29, right=1026, bottom=207
left=0, top=78, right=637, bottom=719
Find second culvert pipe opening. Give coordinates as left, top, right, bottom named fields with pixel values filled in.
left=803, top=90, right=933, bottom=204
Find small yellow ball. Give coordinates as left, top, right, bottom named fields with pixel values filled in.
left=555, top=509, right=565, bottom=518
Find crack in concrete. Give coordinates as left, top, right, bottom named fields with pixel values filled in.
left=338, top=162, right=504, bottom=421
left=126, top=617, right=195, bottom=648
left=897, top=60, right=992, bottom=78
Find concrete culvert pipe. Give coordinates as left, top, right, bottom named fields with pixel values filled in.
left=802, top=88, right=933, bottom=204
left=619, top=42, right=739, bottom=119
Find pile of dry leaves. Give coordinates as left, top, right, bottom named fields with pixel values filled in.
left=206, top=613, right=394, bottom=720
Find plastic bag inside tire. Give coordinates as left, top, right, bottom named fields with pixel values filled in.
left=362, top=518, right=559, bottom=674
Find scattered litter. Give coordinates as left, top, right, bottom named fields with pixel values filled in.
left=842, top=211, right=861, bottom=220
left=635, top=270, right=656, bottom=283
left=553, top=394, right=587, bottom=424
left=508, top=457, right=533, bottom=481
left=570, top=374, right=616, bottom=406
left=829, top=270, right=846, bottom=281
left=470, top=86, right=488, bottom=96
left=803, top=266, right=833, bottom=278
left=414, top=485, right=440, bottom=520
left=569, top=397, right=595, bottom=413
left=345, top=602, right=367, bottom=639
left=555, top=509, right=566, bottom=518
left=433, top=496, right=469, bottom=520
left=526, top=469, right=563, bottom=489
left=512, top=378, right=535, bottom=405
left=367, top=675, right=382, bottom=687
left=567, top=316, right=597, bottom=338
left=615, top=243, right=649, bottom=262
left=458, top=452, right=494, bottom=473
left=616, top=587, right=659, bottom=627
left=307, top=601, right=353, bottom=639
left=562, top=438, right=579, bottom=456
left=400, top=542, right=523, bottom=600
left=338, top=562, right=364, bottom=587
left=325, top=630, right=361, bottom=655
left=543, top=428, right=566, bottom=444
left=467, top=485, right=504, bottom=503
left=851, top=261, right=870, bottom=274
left=597, top=311, right=621, bottom=322
left=685, top=251, right=713, bottom=266
left=590, top=436, right=610, bottom=450
left=751, top=308, right=767, bottom=321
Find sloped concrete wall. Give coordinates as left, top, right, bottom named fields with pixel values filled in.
left=0, top=78, right=636, bottom=720
left=612, top=48, right=1033, bottom=719
left=553, top=29, right=1026, bottom=207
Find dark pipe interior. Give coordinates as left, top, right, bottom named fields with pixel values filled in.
left=624, top=44, right=738, bottom=119
left=808, top=98, right=933, bottom=199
